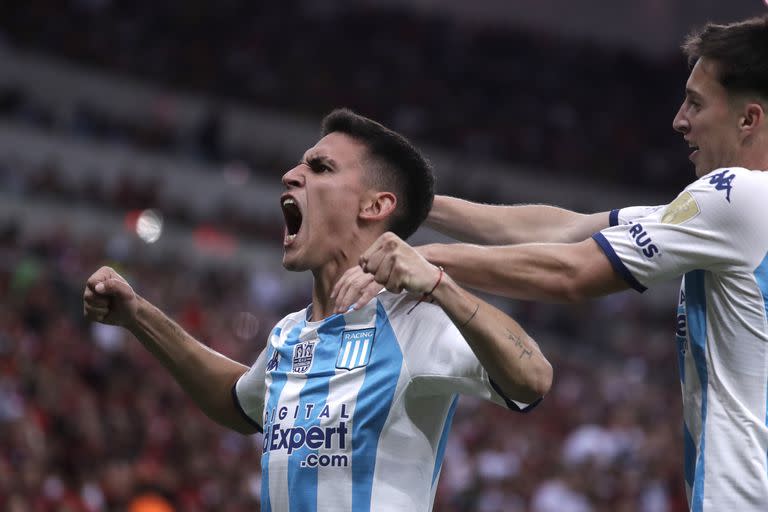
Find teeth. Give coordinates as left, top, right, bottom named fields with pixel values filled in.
left=282, top=198, right=295, bottom=207
left=286, top=234, right=296, bottom=241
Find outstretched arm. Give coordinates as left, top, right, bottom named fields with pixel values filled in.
left=419, top=238, right=629, bottom=303
left=83, top=267, right=258, bottom=434
left=356, top=232, right=552, bottom=403
left=427, top=195, right=610, bottom=244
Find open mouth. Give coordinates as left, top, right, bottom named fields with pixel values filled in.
left=281, top=196, right=303, bottom=243
left=687, top=141, right=699, bottom=161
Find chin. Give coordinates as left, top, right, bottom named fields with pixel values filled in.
left=281, top=254, right=304, bottom=272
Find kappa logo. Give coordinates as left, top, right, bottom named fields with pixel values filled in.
left=707, top=169, right=735, bottom=202
left=336, top=328, right=376, bottom=370
left=266, top=349, right=280, bottom=372
left=292, top=340, right=317, bottom=373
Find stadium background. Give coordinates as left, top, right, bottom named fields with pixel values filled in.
left=1, top=1, right=765, bottom=510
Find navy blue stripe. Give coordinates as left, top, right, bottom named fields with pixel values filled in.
left=489, top=378, right=542, bottom=413
left=591, top=233, right=647, bottom=292
left=609, top=209, right=620, bottom=227
left=231, top=382, right=263, bottom=433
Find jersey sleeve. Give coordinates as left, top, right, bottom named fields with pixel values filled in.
left=233, top=347, right=269, bottom=432
left=396, top=301, right=539, bottom=413
left=594, top=168, right=764, bottom=291
left=608, top=205, right=664, bottom=226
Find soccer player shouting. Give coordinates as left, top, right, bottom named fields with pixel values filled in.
left=83, top=110, right=552, bottom=512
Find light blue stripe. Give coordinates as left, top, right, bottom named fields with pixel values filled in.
left=753, top=251, right=768, bottom=475
left=261, top=323, right=303, bottom=512
left=432, top=395, right=459, bottom=486
left=686, top=270, right=708, bottom=512
left=676, top=304, right=686, bottom=386
left=351, top=300, right=404, bottom=512
left=288, top=314, right=346, bottom=512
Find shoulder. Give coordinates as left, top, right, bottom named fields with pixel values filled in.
left=687, top=167, right=767, bottom=198
left=375, top=292, right=452, bottom=326
left=272, top=307, right=309, bottom=333
left=681, top=167, right=766, bottom=218
left=665, top=168, right=766, bottom=244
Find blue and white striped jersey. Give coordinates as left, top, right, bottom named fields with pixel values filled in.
left=234, top=290, right=533, bottom=512
left=594, top=167, right=768, bottom=511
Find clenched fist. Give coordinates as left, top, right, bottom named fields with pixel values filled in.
left=83, top=266, right=139, bottom=327
left=331, top=232, right=441, bottom=313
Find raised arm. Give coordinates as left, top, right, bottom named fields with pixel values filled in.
left=427, top=195, right=610, bottom=244
left=83, top=266, right=258, bottom=434
left=357, top=232, right=552, bottom=403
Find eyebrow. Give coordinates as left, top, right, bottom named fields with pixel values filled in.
left=302, top=154, right=339, bottom=168
left=685, top=88, right=703, bottom=101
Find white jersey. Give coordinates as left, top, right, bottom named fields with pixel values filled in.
left=234, top=291, right=535, bottom=512
left=594, top=167, right=768, bottom=511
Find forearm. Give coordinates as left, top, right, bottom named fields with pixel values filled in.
left=426, top=195, right=609, bottom=244
left=128, top=297, right=255, bottom=433
left=421, top=239, right=625, bottom=302
left=432, top=274, right=552, bottom=402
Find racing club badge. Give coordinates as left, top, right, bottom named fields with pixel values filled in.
left=292, top=340, right=317, bottom=373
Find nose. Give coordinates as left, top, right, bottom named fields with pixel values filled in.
left=282, top=164, right=304, bottom=188
left=672, top=103, right=689, bottom=134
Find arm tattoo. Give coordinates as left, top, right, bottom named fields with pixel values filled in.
left=506, top=328, right=533, bottom=360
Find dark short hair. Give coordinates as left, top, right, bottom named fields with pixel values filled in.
left=321, top=109, right=434, bottom=240
left=682, top=15, right=768, bottom=100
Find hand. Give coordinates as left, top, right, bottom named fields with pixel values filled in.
left=358, top=232, right=441, bottom=295
left=331, top=265, right=383, bottom=313
left=83, top=266, right=139, bottom=327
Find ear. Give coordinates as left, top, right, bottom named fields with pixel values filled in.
left=739, top=101, right=765, bottom=137
left=359, top=191, right=397, bottom=222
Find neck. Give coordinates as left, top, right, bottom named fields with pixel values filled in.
left=740, top=133, right=768, bottom=171
left=309, top=231, right=375, bottom=321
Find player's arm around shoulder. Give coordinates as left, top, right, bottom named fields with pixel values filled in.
left=427, top=194, right=611, bottom=244
left=83, top=266, right=258, bottom=435
left=418, top=236, right=630, bottom=303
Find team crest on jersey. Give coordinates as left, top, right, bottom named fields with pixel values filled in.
left=336, top=328, right=376, bottom=370
left=662, top=191, right=700, bottom=225
left=266, top=349, right=280, bottom=372
left=292, top=340, right=317, bottom=373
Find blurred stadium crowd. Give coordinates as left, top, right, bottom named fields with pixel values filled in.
left=1, top=0, right=692, bottom=192
left=0, top=0, right=707, bottom=510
